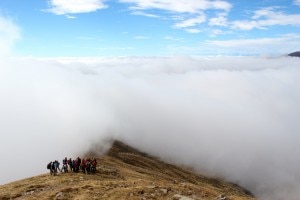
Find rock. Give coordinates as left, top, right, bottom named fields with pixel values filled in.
left=172, top=194, right=195, bottom=200
left=160, top=188, right=168, bottom=195
left=216, top=194, right=227, bottom=200
left=24, top=190, right=34, bottom=195
left=55, top=192, right=64, bottom=200
left=288, top=51, right=300, bottom=57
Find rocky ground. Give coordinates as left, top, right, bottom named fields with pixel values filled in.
left=0, top=141, right=256, bottom=200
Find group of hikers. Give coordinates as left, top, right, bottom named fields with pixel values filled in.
left=47, top=157, right=97, bottom=175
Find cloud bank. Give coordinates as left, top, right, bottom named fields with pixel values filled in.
left=0, top=14, right=21, bottom=56
left=0, top=56, right=300, bottom=200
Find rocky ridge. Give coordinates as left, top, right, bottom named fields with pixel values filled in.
left=288, top=51, right=300, bottom=57
left=0, top=141, right=255, bottom=200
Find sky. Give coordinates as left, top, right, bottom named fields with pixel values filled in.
left=0, top=0, right=300, bottom=56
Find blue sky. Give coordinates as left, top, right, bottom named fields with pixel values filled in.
left=0, top=0, right=300, bottom=56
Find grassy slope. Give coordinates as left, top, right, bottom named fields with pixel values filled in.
left=0, top=141, right=255, bottom=200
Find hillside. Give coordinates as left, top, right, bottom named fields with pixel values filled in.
left=0, top=141, right=255, bottom=200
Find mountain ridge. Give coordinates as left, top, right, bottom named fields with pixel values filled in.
left=0, top=140, right=255, bottom=200
left=288, top=51, right=300, bottom=57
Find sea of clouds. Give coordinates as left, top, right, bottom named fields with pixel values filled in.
left=0, top=55, right=299, bottom=200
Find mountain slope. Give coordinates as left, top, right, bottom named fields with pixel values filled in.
left=0, top=141, right=255, bottom=200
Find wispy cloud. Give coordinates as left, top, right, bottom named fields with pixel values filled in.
left=0, top=15, right=21, bottom=56
left=66, top=14, right=76, bottom=19
left=119, top=0, right=232, bottom=13
left=119, top=1, right=300, bottom=35
left=46, top=0, right=107, bottom=15
left=205, top=34, right=300, bottom=55
left=185, top=28, right=202, bottom=34
left=173, top=14, right=206, bottom=29
left=164, top=34, right=300, bottom=55
left=134, top=35, right=150, bottom=40
left=294, top=0, right=300, bottom=6
left=231, top=7, right=300, bottom=30
left=209, top=29, right=228, bottom=37
left=209, top=12, right=228, bottom=26
left=164, top=36, right=185, bottom=42
left=119, top=0, right=231, bottom=33
left=131, top=11, right=160, bottom=18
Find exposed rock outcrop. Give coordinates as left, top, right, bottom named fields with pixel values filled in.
left=288, top=51, right=300, bottom=57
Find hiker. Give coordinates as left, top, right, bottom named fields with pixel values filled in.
left=74, top=159, right=79, bottom=173
left=62, top=157, right=68, bottom=173
left=51, top=162, right=57, bottom=175
left=86, top=158, right=91, bottom=174
left=77, top=157, right=82, bottom=172
left=53, top=160, right=60, bottom=173
left=47, top=161, right=53, bottom=174
left=47, top=156, right=98, bottom=175
left=68, top=158, right=73, bottom=172
left=81, top=158, right=87, bottom=173
left=91, top=158, right=97, bottom=174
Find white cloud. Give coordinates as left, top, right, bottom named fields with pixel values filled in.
left=134, top=35, right=150, bottom=40
left=164, top=34, right=300, bottom=55
left=209, top=29, right=227, bottom=37
left=119, top=0, right=232, bottom=13
left=0, top=15, right=21, bottom=56
left=294, top=0, right=300, bottom=6
left=131, top=11, right=160, bottom=18
left=1, top=56, right=300, bottom=200
left=164, top=36, right=185, bottom=42
left=120, top=0, right=231, bottom=33
left=66, top=14, right=77, bottom=19
left=232, top=7, right=300, bottom=30
left=46, top=0, right=107, bottom=15
left=185, top=28, right=202, bottom=33
left=209, top=13, right=228, bottom=26
left=173, top=14, right=206, bottom=28
left=205, top=34, right=300, bottom=55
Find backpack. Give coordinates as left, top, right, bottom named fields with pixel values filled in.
left=47, top=163, right=51, bottom=169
